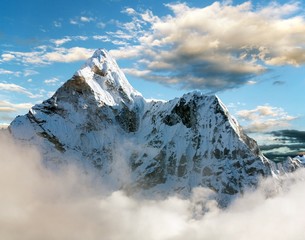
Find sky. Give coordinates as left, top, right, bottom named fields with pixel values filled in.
left=1, top=0, right=305, bottom=160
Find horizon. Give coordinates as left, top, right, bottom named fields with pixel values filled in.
left=1, top=0, right=305, bottom=160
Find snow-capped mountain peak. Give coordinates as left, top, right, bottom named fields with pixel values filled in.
left=73, top=48, right=142, bottom=106
left=9, top=49, right=275, bottom=206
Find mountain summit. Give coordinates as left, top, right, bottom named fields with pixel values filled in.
left=10, top=49, right=272, bottom=205
left=73, top=49, right=142, bottom=106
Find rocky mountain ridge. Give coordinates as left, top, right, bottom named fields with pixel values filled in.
left=10, top=49, right=273, bottom=205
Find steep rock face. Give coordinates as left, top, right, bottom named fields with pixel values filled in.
left=10, top=49, right=272, bottom=205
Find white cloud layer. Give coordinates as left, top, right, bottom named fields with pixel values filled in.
left=1, top=132, right=305, bottom=240
left=115, top=1, right=305, bottom=91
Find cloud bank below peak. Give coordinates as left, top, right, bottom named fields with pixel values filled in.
left=1, top=131, right=305, bottom=240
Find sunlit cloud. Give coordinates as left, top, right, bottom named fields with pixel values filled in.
left=0, top=82, right=33, bottom=96
left=122, top=7, right=137, bottom=16
left=237, top=105, right=297, bottom=132
left=0, top=68, right=21, bottom=77
left=1, top=53, right=15, bottom=62
left=43, top=47, right=94, bottom=63
left=51, top=37, right=72, bottom=46
left=115, top=1, right=305, bottom=92
left=1, top=51, right=46, bottom=64
left=2, top=47, right=94, bottom=65
left=0, top=100, right=32, bottom=113
left=0, top=69, right=14, bottom=75
left=0, top=82, right=42, bottom=99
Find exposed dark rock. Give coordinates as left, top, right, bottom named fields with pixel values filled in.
left=115, top=105, right=139, bottom=132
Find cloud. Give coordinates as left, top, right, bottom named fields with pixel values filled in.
left=116, top=1, right=305, bottom=92
left=70, top=19, right=78, bottom=25
left=2, top=47, right=94, bottom=65
left=110, top=46, right=144, bottom=59
left=122, top=68, right=151, bottom=77
left=238, top=105, right=280, bottom=120
left=0, top=68, right=14, bottom=75
left=106, top=30, right=134, bottom=40
left=93, top=35, right=111, bottom=42
left=70, top=16, right=95, bottom=25
left=270, top=129, right=305, bottom=144
left=0, top=68, right=20, bottom=77
left=51, top=37, right=72, bottom=46
left=0, top=101, right=32, bottom=125
left=43, top=47, right=94, bottom=63
left=122, top=7, right=137, bottom=16
left=1, top=50, right=46, bottom=64
left=0, top=82, right=35, bottom=97
left=260, top=145, right=305, bottom=161
left=1, top=53, right=15, bottom=61
left=23, top=69, right=39, bottom=77
left=1, top=132, right=305, bottom=239
left=44, top=77, right=59, bottom=85
left=237, top=105, right=296, bottom=132
left=0, top=83, right=43, bottom=99
left=255, top=129, right=305, bottom=161
left=50, top=36, right=88, bottom=46
left=0, top=100, right=32, bottom=113
left=80, top=16, right=94, bottom=22
left=75, top=36, right=88, bottom=41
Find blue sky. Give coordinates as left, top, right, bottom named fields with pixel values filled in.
left=1, top=0, right=305, bottom=159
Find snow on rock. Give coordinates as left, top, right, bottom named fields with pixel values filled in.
left=10, top=49, right=274, bottom=206
left=74, top=48, right=142, bottom=106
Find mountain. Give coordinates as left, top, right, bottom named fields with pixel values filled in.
left=9, top=49, right=272, bottom=206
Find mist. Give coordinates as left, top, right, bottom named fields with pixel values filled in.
left=1, top=132, right=305, bottom=240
